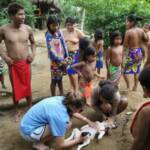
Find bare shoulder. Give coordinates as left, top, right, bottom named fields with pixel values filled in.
left=0, top=24, right=10, bottom=32
left=24, top=24, right=33, bottom=33
left=139, top=105, right=150, bottom=121
left=75, top=28, right=84, bottom=38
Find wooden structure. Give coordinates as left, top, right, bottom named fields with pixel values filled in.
left=31, top=0, right=61, bottom=29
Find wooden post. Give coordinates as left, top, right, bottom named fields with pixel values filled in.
left=81, top=8, right=85, bottom=31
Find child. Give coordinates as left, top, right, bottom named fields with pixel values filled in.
left=106, top=31, right=124, bottom=85
left=130, top=66, right=150, bottom=150
left=45, top=15, right=68, bottom=96
left=92, top=28, right=104, bottom=74
left=71, top=43, right=97, bottom=105
left=0, top=57, right=6, bottom=89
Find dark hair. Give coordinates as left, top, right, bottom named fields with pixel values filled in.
left=109, top=30, right=122, bottom=46
left=79, top=37, right=91, bottom=61
left=99, top=80, right=118, bottom=101
left=127, top=13, right=142, bottom=25
left=65, top=17, right=76, bottom=24
left=139, top=66, right=150, bottom=90
left=94, top=28, right=103, bottom=41
left=83, top=46, right=96, bottom=61
left=47, top=15, right=60, bottom=32
left=63, top=92, right=86, bottom=116
left=7, top=2, right=24, bottom=16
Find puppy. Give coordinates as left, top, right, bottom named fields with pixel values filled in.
left=65, top=121, right=109, bottom=150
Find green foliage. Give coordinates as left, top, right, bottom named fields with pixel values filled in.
left=71, top=0, right=150, bottom=47
left=0, top=0, right=36, bottom=27
left=15, top=0, right=36, bottom=27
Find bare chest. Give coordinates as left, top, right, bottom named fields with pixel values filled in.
left=4, top=29, right=29, bottom=43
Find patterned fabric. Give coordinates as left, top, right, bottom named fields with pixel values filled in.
left=124, top=48, right=143, bottom=74
left=96, top=50, right=103, bottom=69
left=67, top=50, right=79, bottom=75
left=45, top=31, right=68, bottom=80
left=108, top=63, right=122, bottom=84
left=51, top=61, right=66, bottom=81
left=0, top=57, right=6, bottom=75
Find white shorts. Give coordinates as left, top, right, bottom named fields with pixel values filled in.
left=20, top=126, right=46, bottom=142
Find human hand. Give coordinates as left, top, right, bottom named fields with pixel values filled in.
left=107, top=118, right=117, bottom=129
left=89, top=121, right=99, bottom=130
left=4, top=56, right=14, bottom=65
left=27, top=54, right=35, bottom=63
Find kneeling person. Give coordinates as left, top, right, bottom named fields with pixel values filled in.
left=91, top=80, right=128, bottom=127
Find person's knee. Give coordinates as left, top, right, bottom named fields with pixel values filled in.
left=101, top=103, right=112, bottom=113
left=119, top=98, right=128, bottom=113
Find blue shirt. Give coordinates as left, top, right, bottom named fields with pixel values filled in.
left=45, top=31, right=68, bottom=62
left=20, top=96, right=70, bottom=137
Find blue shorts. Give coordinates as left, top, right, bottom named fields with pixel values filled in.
left=20, top=126, right=46, bottom=142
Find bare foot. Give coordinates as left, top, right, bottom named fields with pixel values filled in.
left=15, top=111, right=21, bottom=122
left=32, top=143, right=50, bottom=150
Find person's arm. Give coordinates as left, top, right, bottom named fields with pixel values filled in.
left=55, top=135, right=84, bottom=150
left=27, top=26, right=36, bottom=63
left=73, top=113, right=97, bottom=128
left=130, top=107, right=150, bottom=150
left=144, top=42, right=150, bottom=67
left=121, top=46, right=125, bottom=69
left=71, top=61, right=84, bottom=74
left=105, top=47, right=111, bottom=78
left=0, top=27, right=13, bottom=65
left=123, top=31, right=130, bottom=49
left=77, top=29, right=85, bottom=39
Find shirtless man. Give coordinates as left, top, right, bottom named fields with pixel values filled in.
left=123, top=14, right=148, bottom=91
left=0, top=3, right=36, bottom=121
left=106, top=31, right=124, bottom=85
left=130, top=66, right=150, bottom=150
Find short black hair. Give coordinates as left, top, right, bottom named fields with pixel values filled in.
left=83, top=46, right=96, bottom=61
left=47, top=15, right=60, bottom=32
left=99, top=80, right=118, bottom=101
left=7, top=2, right=24, bottom=16
left=65, top=17, right=76, bottom=24
left=127, top=13, right=142, bottom=25
left=109, top=30, right=122, bottom=46
left=139, top=66, right=150, bottom=90
left=94, top=28, right=103, bottom=41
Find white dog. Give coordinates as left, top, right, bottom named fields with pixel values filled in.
left=65, top=121, right=109, bottom=150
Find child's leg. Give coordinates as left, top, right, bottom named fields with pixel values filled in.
left=58, top=78, right=63, bottom=95
left=26, top=96, right=32, bottom=108
left=0, top=75, right=6, bottom=88
left=50, top=79, right=56, bottom=96
left=68, top=74, right=78, bottom=93
left=132, top=73, right=139, bottom=91
left=97, top=68, right=101, bottom=74
left=123, top=74, right=130, bottom=89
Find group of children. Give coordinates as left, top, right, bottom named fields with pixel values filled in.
left=45, top=15, right=126, bottom=106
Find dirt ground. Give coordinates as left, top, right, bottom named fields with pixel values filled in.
left=0, top=31, right=149, bottom=150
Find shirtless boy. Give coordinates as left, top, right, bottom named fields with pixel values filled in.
left=71, top=45, right=97, bottom=105
left=123, top=13, right=148, bottom=91
left=106, top=31, right=124, bottom=85
left=130, top=66, right=150, bottom=150
left=0, top=3, right=36, bottom=121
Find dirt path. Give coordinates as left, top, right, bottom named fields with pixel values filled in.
left=0, top=31, right=149, bottom=150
